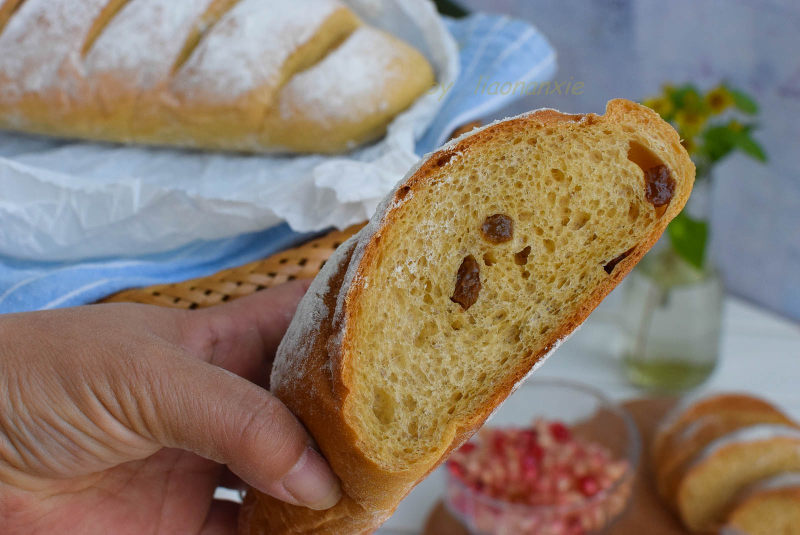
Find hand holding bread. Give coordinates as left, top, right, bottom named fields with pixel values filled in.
left=0, top=282, right=342, bottom=534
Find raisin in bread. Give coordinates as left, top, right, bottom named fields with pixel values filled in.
left=239, top=99, right=695, bottom=534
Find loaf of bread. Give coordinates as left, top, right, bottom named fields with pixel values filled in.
left=0, top=0, right=434, bottom=153
left=239, top=99, right=695, bottom=534
left=652, top=393, right=797, bottom=505
left=675, top=424, right=800, bottom=531
left=724, top=473, right=800, bottom=535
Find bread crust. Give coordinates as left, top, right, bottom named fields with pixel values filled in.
left=675, top=425, right=800, bottom=531
left=725, top=476, right=800, bottom=532
left=652, top=393, right=785, bottom=465
left=651, top=393, right=797, bottom=506
left=0, top=0, right=433, bottom=154
left=240, top=100, right=695, bottom=534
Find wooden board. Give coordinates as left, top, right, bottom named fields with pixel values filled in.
left=611, top=398, right=687, bottom=535
left=422, top=398, right=690, bottom=535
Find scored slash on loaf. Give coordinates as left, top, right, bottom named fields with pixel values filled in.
left=240, top=99, right=696, bottom=534
left=0, top=0, right=434, bottom=153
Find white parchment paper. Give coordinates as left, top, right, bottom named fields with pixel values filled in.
left=0, top=0, right=458, bottom=261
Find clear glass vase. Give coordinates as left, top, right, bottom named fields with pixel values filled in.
left=619, top=243, right=724, bottom=392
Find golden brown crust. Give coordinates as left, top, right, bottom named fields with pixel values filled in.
left=240, top=100, right=695, bottom=534
left=652, top=394, right=785, bottom=468
left=0, top=0, right=433, bottom=154
left=675, top=426, right=800, bottom=531
left=725, top=483, right=800, bottom=532
left=240, top=239, right=405, bottom=534
left=650, top=393, right=798, bottom=508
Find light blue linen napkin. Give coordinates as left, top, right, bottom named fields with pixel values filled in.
left=0, top=13, right=556, bottom=313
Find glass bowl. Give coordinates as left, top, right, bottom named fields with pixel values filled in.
left=444, top=378, right=641, bottom=535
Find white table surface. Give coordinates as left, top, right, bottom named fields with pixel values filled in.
left=378, top=295, right=800, bottom=533
left=218, top=295, right=800, bottom=532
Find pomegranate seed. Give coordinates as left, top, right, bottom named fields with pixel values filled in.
left=492, top=433, right=506, bottom=455
left=443, top=418, right=631, bottom=533
left=459, top=442, right=476, bottom=455
left=521, top=454, right=539, bottom=471
left=521, top=429, right=538, bottom=445
left=549, top=421, right=572, bottom=443
left=578, top=475, right=600, bottom=497
left=448, top=461, right=466, bottom=479
left=528, top=442, right=545, bottom=463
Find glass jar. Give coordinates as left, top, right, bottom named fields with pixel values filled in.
left=619, top=244, right=724, bottom=392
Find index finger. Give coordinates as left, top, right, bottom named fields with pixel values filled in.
left=179, top=280, right=311, bottom=382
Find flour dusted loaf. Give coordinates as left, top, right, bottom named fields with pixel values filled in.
left=239, top=100, right=695, bottom=534
left=724, top=473, right=800, bottom=535
left=675, top=424, right=800, bottom=532
left=652, top=393, right=797, bottom=505
left=0, top=0, right=434, bottom=153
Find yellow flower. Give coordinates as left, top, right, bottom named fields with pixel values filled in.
left=683, top=90, right=701, bottom=109
left=705, top=86, right=734, bottom=114
left=675, top=110, right=707, bottom=133
left=643, top=96, right=673, bottom=119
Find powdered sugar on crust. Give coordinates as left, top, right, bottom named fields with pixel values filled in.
left=746, top=472, right=800, bottom=493
left=727, top=471, right=800, bottom=511
left=0, top=0, right=107, bottom=97
left=279, top=27, right=405, bottom=126
left=330, top=149, right=431, bottom=347
left=271, top=236, right=358, bottom=390
left=85, top=0, right=217, bottom=88
left=273, top=143, right=429, bottom=393
left=434, top=107, right=567, bottom=156
left=654, top=391, right=721, bottom=441
left=690, top=424, right=800, bottom=467
left=172, top=0, right=343, bottom=102
left=671, top=415, right=715, bottom=446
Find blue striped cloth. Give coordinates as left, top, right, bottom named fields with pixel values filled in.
left=0, top=14, right=556, bottom=313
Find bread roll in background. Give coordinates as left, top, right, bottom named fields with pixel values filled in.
left=724, top=473, right=800, bottom=535
left=0, top=0, right=434, bottom=154
left=240, top=99, right=695, bottom=534
left=651, top=393, right=798, bottom=507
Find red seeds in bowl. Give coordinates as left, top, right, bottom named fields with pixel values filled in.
left=448, top=419, right=629, bottom=509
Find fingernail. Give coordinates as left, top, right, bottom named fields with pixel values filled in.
left=282, top=447, right=342, bottom=510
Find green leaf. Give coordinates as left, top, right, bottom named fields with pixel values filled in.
left=433, top=0, right=470, bottom=17
left=701, top=125, right=737, bottom=163
left=728, top=87, right=759, bottom=114
left=667, top=212, right=708, bottom=269
left=735, top=132, right=768, bottom=162
left=669, top=84, right=703, bottom=112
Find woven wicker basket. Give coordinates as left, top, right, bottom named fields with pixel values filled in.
left=101, top=224, right=364, bottom=309
left=100, top=122, right=482, bottom=309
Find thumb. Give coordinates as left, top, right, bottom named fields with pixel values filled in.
left=137, top=352, right=341, bottom=510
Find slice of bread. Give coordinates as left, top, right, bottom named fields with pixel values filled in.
left=653, top=393, right=789, bottom=467
left=724, top=473, right=800, bottom=535
left=652, top=393, right=796, bottom=505
left=676, top=425, right=800, bottom=532
left=239, top=99, right=695, bottom=534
